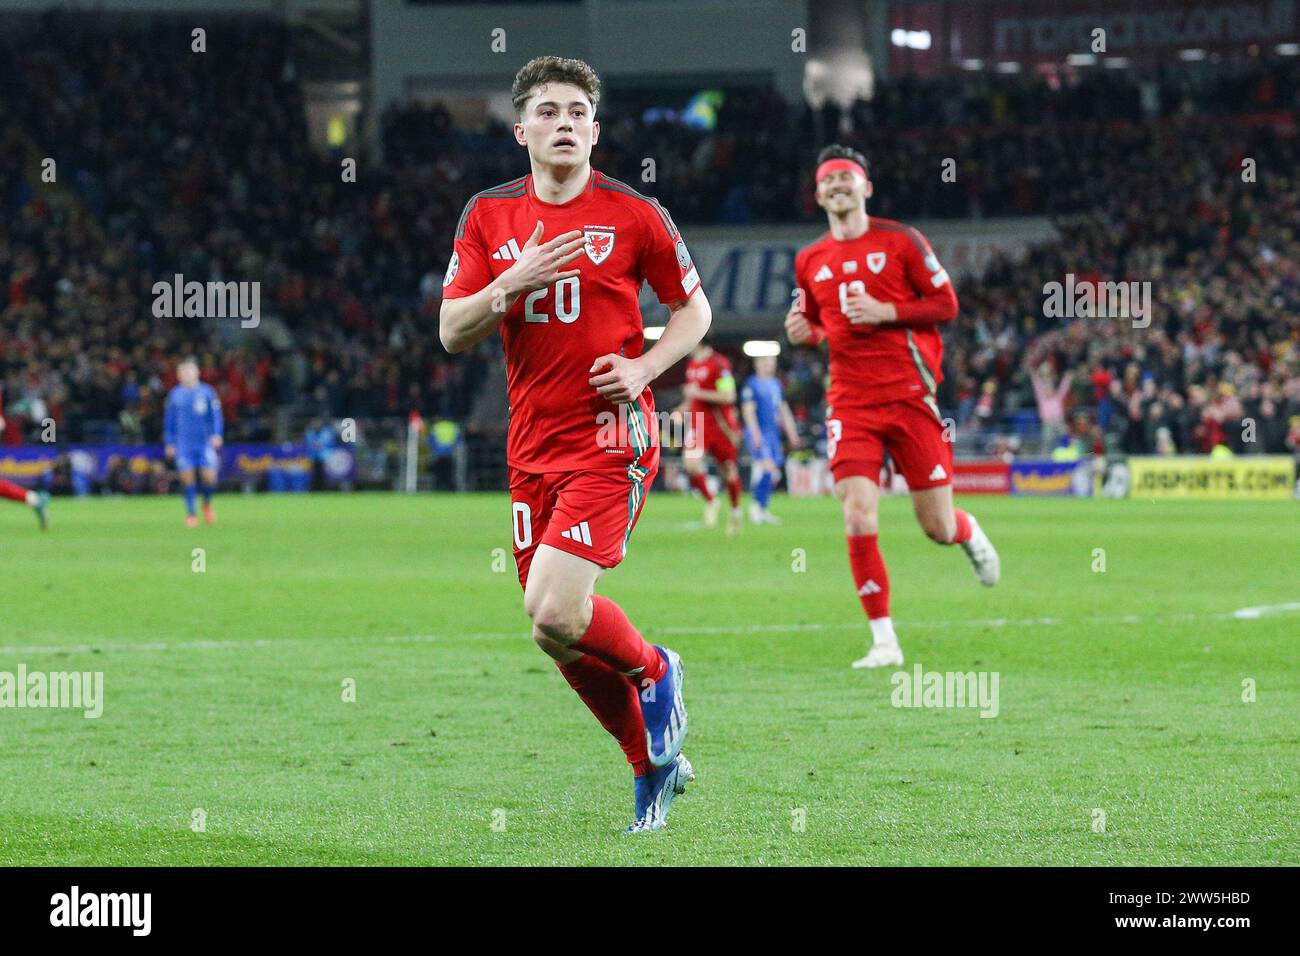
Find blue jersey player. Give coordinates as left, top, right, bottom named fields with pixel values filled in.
left=164, top=358, right=223, bottom=527
left=740, top=354, right=801, bottom=524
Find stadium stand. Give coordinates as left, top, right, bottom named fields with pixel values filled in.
left=1, top=11, right=1297, bottom=487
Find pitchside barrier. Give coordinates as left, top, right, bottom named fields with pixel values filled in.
left=1124, top=455, right=1297, bottom=500
left=0, top=444, right=357, bottom=493
left=5, top=445, right=1295, bottom=500
left=784, top=455, right=1299, bottom=500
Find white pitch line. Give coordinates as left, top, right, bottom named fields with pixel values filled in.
left=1231, top=601, right=1300, bottom=620
left=0, top=604, right=1294, bottom=657
left=0, top=638, right=281, bottom=655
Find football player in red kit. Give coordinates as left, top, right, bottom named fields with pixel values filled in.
left=439, top=57, right=711, bottom=832
left=0, top=391, right=51, bottom=529
left=681, top=339, right=744, bottom=536
left=785, top=145, right=1000, bottom=669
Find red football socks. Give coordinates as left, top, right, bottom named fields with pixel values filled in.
left=689, top=472, right=714, bottom=502
left=557, top=655, right=653, bottom=776
left=847, top=533, right=891, bottom=619
left=0, top=479, right=30, bottom=504
left=725, top=474, right=742, bottom=508
left=572, top=595, right=666, bottom=683
left=951, top=508, right=973, bottom=545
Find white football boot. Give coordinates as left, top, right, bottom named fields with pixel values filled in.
left=960, top=514, right=1001, bottom=586
left=852, top=644, right=904, bottom=669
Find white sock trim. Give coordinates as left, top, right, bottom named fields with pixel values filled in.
left=869, top=616, right=899, bottom=648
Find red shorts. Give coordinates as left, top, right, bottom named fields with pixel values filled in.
left=685, top=419, right=739, bottom=465
left=826, top=396, right=952, bottom=490
left=508, top=446, right=660, bottom=589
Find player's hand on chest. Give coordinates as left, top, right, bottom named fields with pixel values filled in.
left=492, top=225, right=632, bottom=330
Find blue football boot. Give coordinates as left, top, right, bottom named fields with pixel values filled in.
left=626, top=754, right=695, bottom=833
left=640, top=646, right=686, bottom=767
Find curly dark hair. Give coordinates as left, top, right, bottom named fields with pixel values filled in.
left=512, top=56, right=602, bottom=116
left=816, top=144, right=869, bottom=175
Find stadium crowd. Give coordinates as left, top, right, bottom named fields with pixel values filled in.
left=1, top=11, right=1297, bottom=472
left=942, top=109, right=1300, bottom=458
left=0, top=15, right=496, bottom=448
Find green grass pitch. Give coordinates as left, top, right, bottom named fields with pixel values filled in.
left=1, top=490, right=1296, bottom=865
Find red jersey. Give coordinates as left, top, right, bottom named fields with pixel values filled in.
left=443, top=171, right=700, bottom=473
left=685, top=350, right=740, bottom=437
left=793, top=216, right=958, bottom=410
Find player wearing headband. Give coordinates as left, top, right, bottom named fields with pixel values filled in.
left=785, top=145, right=1000, bottom=669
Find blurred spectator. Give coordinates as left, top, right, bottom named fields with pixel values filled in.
left=305, top=418, right=336, bottom=490
left=427, top=417, right=466, bottom=491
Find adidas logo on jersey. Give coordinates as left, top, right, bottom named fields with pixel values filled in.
left=814, top=265, right=833, bottom=282
left=858, top=579, right=882, bottom=596
left=559, top=521, right=593, bottom=547
left=929, top=464, right=947, bottom=481
left=491, top=238, right=523, bottom=261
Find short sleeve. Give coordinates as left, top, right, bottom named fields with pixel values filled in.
left=639, top=202, right=701, bottom=305
left=441, top=203, right=494, bottom=299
